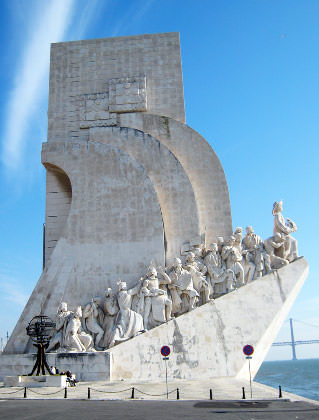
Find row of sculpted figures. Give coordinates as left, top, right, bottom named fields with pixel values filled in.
left=47, top=200, right=298, bottom=353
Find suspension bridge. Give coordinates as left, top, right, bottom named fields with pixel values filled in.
left=272, top=318, right=319, bottom=359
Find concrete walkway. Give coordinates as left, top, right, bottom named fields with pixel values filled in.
left=0, top=378, right=318, bottom=403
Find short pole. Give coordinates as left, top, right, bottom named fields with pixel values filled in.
left=242, top=387, right=246, bottom=399
left=24, top=387, right=27, bottom=398
left=165, top=358, right=168, bottom=399
left=279, top=385, right=282, bottom=398
left=64, top=387, right=67, bottom=399
left=176, top=388, right=180, bottom=400
left=88, top=387, right=91, bottom=399
left=209, top=389, right=213, bottom=400
left=131, top=387, right=135, bottom=399
left=248, top=358, right=253, bottom=399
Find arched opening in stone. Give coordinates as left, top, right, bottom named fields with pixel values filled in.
left=43, top=164, right=72, bottom=268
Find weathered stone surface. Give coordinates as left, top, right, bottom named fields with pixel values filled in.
left=90, top=126, right=200, bottom=261
left=120, top=113, right=233, bottom=243
left=5, top=139, right=165, bottom=354
left=107, top=258, right=308, bottom=382
left=0, top=258, right=307, bottom=381
left=48, top=32, right=185, bottom=144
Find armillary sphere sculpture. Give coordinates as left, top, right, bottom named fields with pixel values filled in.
left=26, top=315, right=55, bottom=376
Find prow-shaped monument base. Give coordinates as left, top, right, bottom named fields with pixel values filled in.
left=107, top=257, right=308, bottom=382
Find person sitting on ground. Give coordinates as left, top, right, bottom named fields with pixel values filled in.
left=66, top=370, right=76, bottom=386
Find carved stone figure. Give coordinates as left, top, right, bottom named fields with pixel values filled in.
left=141, top=266, right=173, bottom=330
left=168, top=257, right=199, bottom=315
left=204, top=243, right=235, bottom=295
left=221, top=236, right=245, bottom=286
left=137, top=278, right=167, bottom=329
left=242, top=226, right=271, bottom=279
left=101, top=288, right=119, bottom=349
left=63, top=306, right=94, bottom=352
left=233, top=227, right=243, bottom=251
left=217, top=236, right=224, bottom=254
left=264, top=233, right=290, bottom=269
left=109, top=281, right=144, bottom=347
left=46, top=200, right=300, bottom=353
left=272, top=201, right=298, bottom=262
left=191, top=243, right=205, bottom=262
left=180, top=239, right=205, bottom=263
left=235, top=227, right=254, bottom=283
left=184, top=252, right=211, bottom=304
left=82, top=298, right=105, bottom=350
left=47, top=302, right=72, bottom=352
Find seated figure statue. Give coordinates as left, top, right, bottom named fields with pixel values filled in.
left=204, top=243, right=235, bottom=296
left=63, top=306, right=94, bottom=352
left=167, top=257, right=199, bottom=315
left=264, top=232, right=290, bottom=269
left=272, top=200, right=298, bottom=262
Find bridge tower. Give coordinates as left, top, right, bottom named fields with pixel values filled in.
left=290, top=318, right=297, bottom=360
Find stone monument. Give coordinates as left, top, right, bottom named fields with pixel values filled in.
left=1, top=33, right=308, bottom=382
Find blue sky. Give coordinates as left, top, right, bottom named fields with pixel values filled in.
left=0, top=0, right=318, bottom=360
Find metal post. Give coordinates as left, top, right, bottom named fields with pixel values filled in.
left=242, top=387, right=246, bottom=399
left=131, top=387, right=135, bottom=399
left=209, top=389, right=213, bottom=400
left=176, top=388, right=180, bottom=400
left=24, top=387, right=27, bottom=398
left=88, top=387, right=91, bottom=399
left=64, top=387, right=67, bottom=398
left=165, top=357, right=168, bottom=399
left=279, top=385, right=282, bottom=398
left=289, top=318, right=297, bottom=360
left=248, top=359, right=253, bottom=399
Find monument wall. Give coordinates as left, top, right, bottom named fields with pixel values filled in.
left=3, top=32, right=305, bottom=387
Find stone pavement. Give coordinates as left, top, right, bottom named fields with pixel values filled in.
left=0, top=378, right=318, bottom=403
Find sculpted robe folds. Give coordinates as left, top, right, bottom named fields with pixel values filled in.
left=111, top=286, right=144, bottom=345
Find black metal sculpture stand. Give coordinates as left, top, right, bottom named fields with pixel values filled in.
left=29, top=344, right=53, bottom=376
left=26, top=314, right=55, bottom=376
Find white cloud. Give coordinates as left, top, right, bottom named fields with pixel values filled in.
left=2, top=0, right=76, bottom=172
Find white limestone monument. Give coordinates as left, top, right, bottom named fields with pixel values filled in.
left=1, top=33, right=308, bottom=382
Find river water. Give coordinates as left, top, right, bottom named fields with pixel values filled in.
left=255, top=359, right=319, bottom=401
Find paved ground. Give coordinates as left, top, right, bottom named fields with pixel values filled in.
left=0, top=378, right=317, bottom=402
left=1, top=399, right=319, bottom=420
left=1, top=378, right=318, bottom=420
